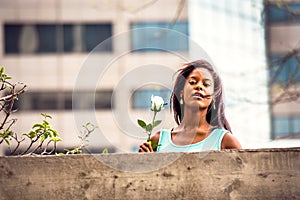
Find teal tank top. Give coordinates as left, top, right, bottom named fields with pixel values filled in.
left=157, top=128, right=228, bottom=152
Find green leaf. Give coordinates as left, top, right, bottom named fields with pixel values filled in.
left=64, top=149, right=71, bottom=153
left=35, top=128, right=43, bottom=133
left=51, top=137, right=62, bottom=142
left=43, top=132, right=49, bottom=139
left=41, top=113, right=52, bottom=119
left=28, top=131, right=36, bottom=139
left=102, top=148, right=108, bottom=154
left=47, top=129, right=53, bottom=137
left=0, top=67, right=4, bottom=74
left=85, top=122, right=91, bottom=126
left=51, top=129, right=58, bottom=137
left=40, top=135, right=45, bottom=142
left=4, top=130, right=12, bottom=137
left=45, top=125, right=50, bottom=129
left=32, top=124, right=44, bottom=129
left=137, top=119, right=147, bottom=128
left=145, top=124, right=153, bottom=132
left=72, top=148, right=82, bottom=154
left=153, top=120, right=162, bottom=128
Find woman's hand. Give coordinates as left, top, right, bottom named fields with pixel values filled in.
left=138, top=131, right=161, bottom=153
left=138, top=141, right=153, bottom=152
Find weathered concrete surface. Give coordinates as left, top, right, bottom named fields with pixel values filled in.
left=0, top=148, right=299, bottom=200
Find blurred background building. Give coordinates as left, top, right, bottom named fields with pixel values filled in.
left=266, top=0, right=300, bottom=145
left=0, top=0, right=299, bottom=155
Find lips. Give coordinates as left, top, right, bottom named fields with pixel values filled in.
left=192, top=92, right=211, bottom=99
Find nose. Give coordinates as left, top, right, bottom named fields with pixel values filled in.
left=194, top=83, right=203, bottom=91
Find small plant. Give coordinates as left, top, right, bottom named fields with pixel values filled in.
left=0, top=66, right=101, bottom=155
left=1, top=111, right=62, bottom=155
left=20, top=113, right=62, bottom=155
left=64, top=122, right=98, bottom=155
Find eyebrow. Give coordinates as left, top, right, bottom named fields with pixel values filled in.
left=189, top=76, right=212, bottom=82
left=203, top=79, right=212, bottom=82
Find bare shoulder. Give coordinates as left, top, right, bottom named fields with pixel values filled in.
left=221, top=132, right=242, bottom=150
left=150, top=131, right=161, bottom=143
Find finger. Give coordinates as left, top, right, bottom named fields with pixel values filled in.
left=138, top=144, right=149, bottom=152
left=146, top=142, right=153, bottom=152
left=139, top=143, right=152, bottom=152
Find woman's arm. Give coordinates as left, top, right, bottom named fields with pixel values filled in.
left=138, top=131, right=160, bottom=152
left=221, top=133, right=242, bottom=149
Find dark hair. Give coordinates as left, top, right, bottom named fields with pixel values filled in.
left=170, top=59, right=232, bottom=132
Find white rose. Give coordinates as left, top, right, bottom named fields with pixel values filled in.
left=151, top=95, right=165, bottom=112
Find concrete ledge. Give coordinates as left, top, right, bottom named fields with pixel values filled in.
left=0, top=148, right=299, bottom=199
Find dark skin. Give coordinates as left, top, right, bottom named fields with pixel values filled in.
left=139, top=68, right=241, bottom=152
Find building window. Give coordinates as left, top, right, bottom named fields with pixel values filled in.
left=4, top=23, right=112, bottom=54
left=13, top=90, right=113, bottom=111
left=83, top=24, right=112, bottom=52
left=269, top=54, right=300, bottom=85
left=131, top=88, right=171, bottom=109
left=266, top=3, right=300, bottom=23
left=63, top=24, right=112, bottom=52
left=272, top=116, right=300, bottom=139
left=131, top=21, right=189, bottom=52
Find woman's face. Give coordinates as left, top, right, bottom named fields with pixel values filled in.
left=181, top=68, right=214, bottom=110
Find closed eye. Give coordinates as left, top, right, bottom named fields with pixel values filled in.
left=203, top=80, right=212, bottom=87
left=189, top=80, right=197, bottom=85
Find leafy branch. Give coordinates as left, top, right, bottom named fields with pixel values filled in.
left=20, top=113, right=62, bottom=155
left=0, top=67, right=26, bottom=141
left=0, top=66, right=100, bottom=155
left=64, top=122, right=103, bottom=155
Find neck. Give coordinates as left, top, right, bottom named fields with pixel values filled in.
left=180, top=106, right=210, bottom=131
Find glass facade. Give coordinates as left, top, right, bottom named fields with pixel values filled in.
left=272, top=116, right=300, bottom=139
left=4, top=23, right=112, bottom=54
left=131, top=89, right=171, bottom=109
left=267, top=3, right=300, bottom=23
left=13, top=90, right=113, bottom=111
left=131, top=21, right=189, bottom=52
left=269, top=54, right=300, bottom=85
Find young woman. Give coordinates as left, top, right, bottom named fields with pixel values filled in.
left=139, top=59, right=241, bottom=152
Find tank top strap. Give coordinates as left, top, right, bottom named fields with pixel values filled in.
left=157, top=129, right=172, bottom=152
left=203, top=128, right=228, bottom=150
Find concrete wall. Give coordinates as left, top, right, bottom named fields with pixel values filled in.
left=0, top=148, right=299, bottom=199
